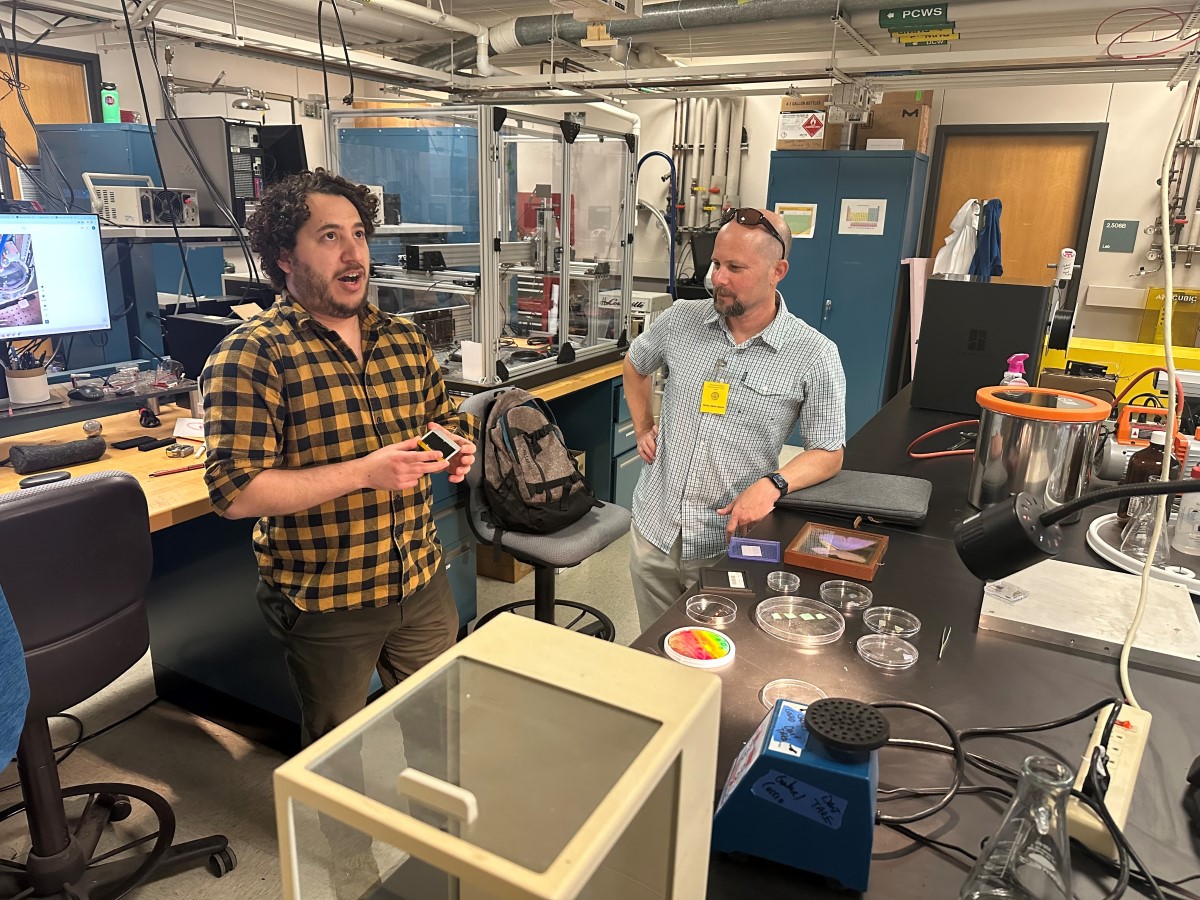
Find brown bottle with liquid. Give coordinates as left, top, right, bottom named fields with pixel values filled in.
left=1116, top=431, right=1179, bottom=523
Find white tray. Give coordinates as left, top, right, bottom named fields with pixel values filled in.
left=1085, top=513, right=1200, bottom=595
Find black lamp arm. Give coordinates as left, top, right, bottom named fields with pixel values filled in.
left=1041, top=478, right=1200, bottom=527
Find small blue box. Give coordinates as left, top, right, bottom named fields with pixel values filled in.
left=729, top=537, right=781, bottom=563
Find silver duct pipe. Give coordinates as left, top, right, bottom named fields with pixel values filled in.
left=725, top=97, right=745, bottom=209
left=414, top=0, right=830, bottom=73
left=711, top=98, right=729, bottom=208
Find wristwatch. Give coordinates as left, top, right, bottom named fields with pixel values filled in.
left=763, top=471, right=789, bottom=496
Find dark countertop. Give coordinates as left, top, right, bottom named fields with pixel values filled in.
left=633, top=386, right=1200, bottom=898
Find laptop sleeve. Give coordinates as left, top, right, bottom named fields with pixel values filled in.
left=775, top=469, right=932, bottom=526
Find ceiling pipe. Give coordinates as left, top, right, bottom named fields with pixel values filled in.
left=350, top=0, right=493, bottom=76
left=414, top=0, right=824, bottom=72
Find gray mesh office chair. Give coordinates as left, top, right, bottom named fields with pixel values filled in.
left=0, top=472, right=236, bottom=897
left=461, top=388, right=630, bottom=641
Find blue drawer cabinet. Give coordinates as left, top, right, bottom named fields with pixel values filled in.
left=613, top=447, right=644, bottom=511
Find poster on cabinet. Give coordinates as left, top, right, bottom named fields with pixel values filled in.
left=838, top=199, right=888, bottom=236
left=775, top=202, right=818, bottom=239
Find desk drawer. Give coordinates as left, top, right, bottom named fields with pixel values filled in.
left=613, top=382, right=630, bottom=423
left=613, top=447, right=644, bottom=510
left=613, top=418, right=637, bottom=457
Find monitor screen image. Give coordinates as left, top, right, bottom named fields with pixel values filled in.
left=0, top=213, right=110, bottom=342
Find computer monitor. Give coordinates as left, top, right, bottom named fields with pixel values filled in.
left=0, top=213, right=110, bottom=342
left=258, top=125, right=309, bottom=186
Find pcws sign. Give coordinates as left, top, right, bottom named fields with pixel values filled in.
left=879, top=4, right=950, bottom=30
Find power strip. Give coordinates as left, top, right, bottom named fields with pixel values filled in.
left=1066, top=703, right=1152, bottom=859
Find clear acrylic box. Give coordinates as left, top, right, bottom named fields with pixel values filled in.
left=274, top=615, right=721, bottom=899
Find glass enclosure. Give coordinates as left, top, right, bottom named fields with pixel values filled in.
left=328, top=105, right=635, bottom=388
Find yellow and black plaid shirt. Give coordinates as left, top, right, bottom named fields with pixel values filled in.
left=202, top=297, right=477, bottom=613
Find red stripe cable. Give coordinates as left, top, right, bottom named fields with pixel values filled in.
left=1113, top=366, right=1185, bottom=415
left=907, top=419, right=980, bottom=460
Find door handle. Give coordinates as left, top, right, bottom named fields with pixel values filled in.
left=822, top=298, right=832, bottom=321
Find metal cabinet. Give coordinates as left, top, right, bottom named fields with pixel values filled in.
left=766, top=151, right=927, bottom=438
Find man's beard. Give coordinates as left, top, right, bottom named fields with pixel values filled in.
left=713, top=289, right=745, bottom=318
left=289, top=258, right=368, bottom=319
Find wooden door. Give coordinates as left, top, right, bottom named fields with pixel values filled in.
left=925, top=129, right=1102, bottom=291
left=0, top=55, right=93, bottom=199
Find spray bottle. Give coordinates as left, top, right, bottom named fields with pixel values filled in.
left=1001, top=353, right=1029, bottom=387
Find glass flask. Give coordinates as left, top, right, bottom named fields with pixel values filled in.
left=959, top=755, right=1073, bottom=900
left=1119, top=492, right=1170, bottom=567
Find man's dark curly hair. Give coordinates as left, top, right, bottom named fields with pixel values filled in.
left=245, top=169, right=379, bottom=290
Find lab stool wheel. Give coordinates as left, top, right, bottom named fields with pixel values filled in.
left=208, top=847, right=238, bottom=877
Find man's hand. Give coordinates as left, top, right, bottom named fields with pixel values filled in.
left=636, top=424, right=659, bottom=464
left=717, top=477, right=779, bottom=542
left=359, top=437, right=449, bottom=491
left=440, top=430, right=477, bottom=484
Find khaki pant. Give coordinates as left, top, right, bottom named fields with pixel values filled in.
left=629, top=522, right=723, bottom=632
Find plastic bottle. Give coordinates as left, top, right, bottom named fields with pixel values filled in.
left=100, top=82, right=120, bottom=123
left=1171, top=464, right=1200, bottom=555
left=1000, top=353, right=1029, bottom=386
left=1116, top=431, right=1178, bottom=523
left=959, top=756, right=1073, bottom=900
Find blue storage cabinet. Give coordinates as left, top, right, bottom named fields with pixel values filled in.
left=610, top=380, right=643, bottom=510
left=766, top=151, right=927, bottom=438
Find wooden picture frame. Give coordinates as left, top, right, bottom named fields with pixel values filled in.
left=784, top=522, right=889, bottom=581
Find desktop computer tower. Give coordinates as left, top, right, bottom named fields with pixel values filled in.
left=155, top=117, right=264, bottom=226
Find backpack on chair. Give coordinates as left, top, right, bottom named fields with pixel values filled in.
left=481, top=388, right=601, bottom=534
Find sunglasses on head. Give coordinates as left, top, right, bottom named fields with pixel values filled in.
left=720, top=207, right=787, bottom=258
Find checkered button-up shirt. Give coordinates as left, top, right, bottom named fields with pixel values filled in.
left=628, top=297, right=845, bottom=560
left=202, top=297, right=477, bottom=613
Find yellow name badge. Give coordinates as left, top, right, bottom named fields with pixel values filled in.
left=700, top=380, right=730, bottom=415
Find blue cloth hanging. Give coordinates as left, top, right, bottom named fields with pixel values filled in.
left=969, top=199, right=1003, bottom=282
left=0, top=586, right=29, bottom=764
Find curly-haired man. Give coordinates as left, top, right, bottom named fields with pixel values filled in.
left=201, top=171, right=476, bottom=890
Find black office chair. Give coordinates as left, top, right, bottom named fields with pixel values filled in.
left=0, top=472, right=235, bottom=897
left=461, top=388, right=630, bottom=641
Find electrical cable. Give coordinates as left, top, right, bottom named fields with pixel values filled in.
left=881, top=821, right=978, bottom=864
left=906, top=418, right=980, bottom=458
left=1123, top=68, right=1200, bottom=711
left=146, top=24, right=260, bottom=282
left=118, top=1, right=201, bottom=309
left=325, top=0, right=355, bottom=105
left=872, top=701, right=965, bottom=825
left=0, top=713, right=84, bottom=793
left=1092, top=757, right=1165, bottom=899
left=636, top=151, right=678, bottom=297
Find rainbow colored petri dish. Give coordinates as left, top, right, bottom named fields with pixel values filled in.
left=661, top=626, right=737, bottom=668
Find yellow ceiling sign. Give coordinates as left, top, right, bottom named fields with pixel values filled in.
left=896, top=27, right=959, bottom=42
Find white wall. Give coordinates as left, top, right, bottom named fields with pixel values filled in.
left=936, top=80, right=1197, bottom=341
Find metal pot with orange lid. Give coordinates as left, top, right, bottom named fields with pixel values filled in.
left=969, top=386, right=1111, bottom=514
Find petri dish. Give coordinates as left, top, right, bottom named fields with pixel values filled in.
left=662, top=626, right=736, bottom=668
left=686, top=594, right=737, bottom=626
left=857, top=633, right=919, bottom=671
left=766, top=570, right=801, bottom=594
left=862, top=606, right=921, bottom=638
left=820, top=579, right=874, bottom=612
left=755, top=596, right=845, bottom=647
left=759, top=678, right=828, bottom=710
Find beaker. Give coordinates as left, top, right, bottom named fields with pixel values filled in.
left=959, top=755, right=1073, bottom=900
left=1119, top=491, right=1170, bottom=567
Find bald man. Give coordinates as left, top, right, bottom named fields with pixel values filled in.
left=623, top=207, right=847, bottom=629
